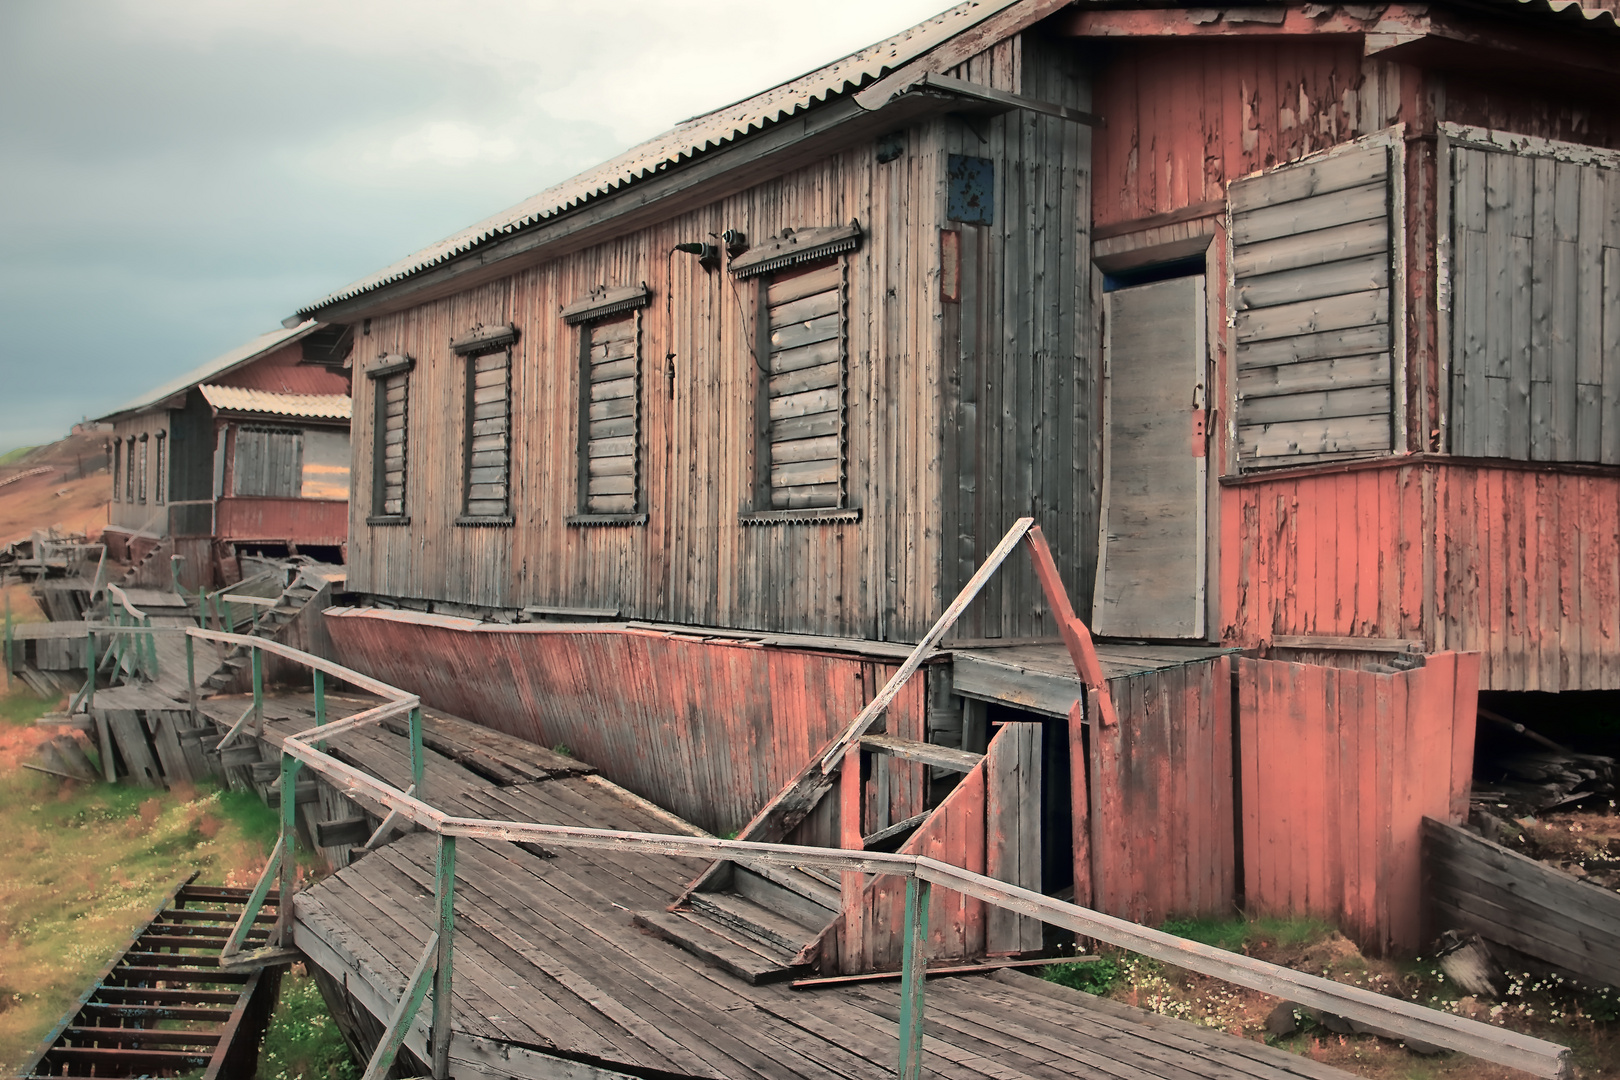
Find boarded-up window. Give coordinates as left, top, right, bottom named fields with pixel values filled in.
left=373, top=370, right=409, bottom=517
left=1449, top=136, right=1620, bottom=462
left=300, top=428, right=350, bottom=500
left=577, top=314, right=640, bottom=515
left=1230, top=138, right=1397, bottom=467
left=757, top=260, right=847, bottom=509
left=233, top=427, right=302, bottom=497
left=462, top=349, right=511, bottom=518
left=124, top=438, right=134, bottom=503
left=112, top=439, right=122, bottom=502
left=154, top=433, right=165, bottom=505
left=137, top=435, right=148, bottom=503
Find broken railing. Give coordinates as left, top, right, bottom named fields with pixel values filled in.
left=187, top=519, right=1572, bottom=1080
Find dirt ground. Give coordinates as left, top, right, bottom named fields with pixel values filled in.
left=0, top=430, right=112, bottom=547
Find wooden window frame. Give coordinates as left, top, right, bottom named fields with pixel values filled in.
left=563, top=287, right=650, bottom=526
left=450, top=324, right=518, bottom=526
left=154, top=431, right=166, bottom=505
left=365, top=353, right=414, bottom=525
left=232, top=425, right=303, bottom=498
left=124, top=436, right=135, bottom=503
left=112, top=438, right=122, bottom=502
left=137, top=434, right=149, bottom=504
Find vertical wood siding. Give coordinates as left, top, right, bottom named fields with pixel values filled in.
left=1449, top=144, right=1620, bottom=462
left=215, top=341, right=351, bottom=397
left=323, top=609, right=925, bottom=836
left=1091, top=41, right=1403, bottom=230
left=1089, top=656, right=1234, bottom=925
left=1237, top=653, right=1479, bottom=955
left=941, top=34, right=1098, bottom=639
left=1223, top=460, right=1620, bottom=691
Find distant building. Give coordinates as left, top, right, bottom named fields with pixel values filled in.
left=99, top=323, right=353, bottom=587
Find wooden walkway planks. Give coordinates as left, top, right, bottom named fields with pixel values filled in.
left=276, top=689, right=1356, bottom=1080
left=951, top=642, right=1237, bottom=719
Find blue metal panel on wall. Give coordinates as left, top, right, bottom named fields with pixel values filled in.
left=947, top=155, right=993, bottom=224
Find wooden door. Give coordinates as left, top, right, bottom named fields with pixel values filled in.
left=1093, top=276, right=1207, bottom=638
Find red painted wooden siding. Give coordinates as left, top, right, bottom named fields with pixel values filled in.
left=1237, top=651, right=1479, bottom=955
left=1089, top=656, right=1235, bottom=925
left=323, top=609, right=925, bottom=837
left=214, top=497, right=349, bottom=546
left=838, top=762, right=987, bottom=975
left=1222, top=460, right=1620, bottom=690
left=216, top=341, right=352, bottom=396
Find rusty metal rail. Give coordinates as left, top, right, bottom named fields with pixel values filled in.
left=192, top=519, right=1575, bottom=1080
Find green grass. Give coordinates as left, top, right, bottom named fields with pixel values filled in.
left=1043, top=956, right=1121, bottom=995
left=1158, top=913, right=1337, bottom=953
left=0, top=686, right=59, bottom=727
left=257, top=971, right=358, bottom=1080
left=0, top=446, right=38, bottom=467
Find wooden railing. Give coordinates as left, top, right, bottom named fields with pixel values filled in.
left=177, top=525, right=1574, bottom=1080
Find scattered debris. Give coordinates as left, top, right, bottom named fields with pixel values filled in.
left=1435, top=930, right=1506, bottom=999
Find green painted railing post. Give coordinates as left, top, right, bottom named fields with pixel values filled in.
left=223, top=598, right=235, bottom=633
left=897, top=876, right=932, bottom=1080
left=312, top=669, right=327, bottom=749
left=143, top=615, right=157, bottom=680
left=410, top=706, right=425, bottom=798
left=276, top=752, right=303, bottom=947
left=251, top=645, right=264, bottom=737
left=431, top=832, right=456, bottom=1079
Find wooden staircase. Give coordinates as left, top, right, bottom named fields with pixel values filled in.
left=16, top=876, right=282, bottom=1079
left=201, top=572, right=325, bottom=694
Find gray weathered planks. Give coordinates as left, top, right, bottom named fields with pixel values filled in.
left=1095, top=275, right=1206, bottom=638
left=232, top=428, right=303, bottom=498
left=1450, top=144, right=1620, bottom=463
left=1231, top=140, right=1395, bottom=466
left=579, top=314, right=640, bottom=515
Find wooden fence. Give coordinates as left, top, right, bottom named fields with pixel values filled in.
left=1238, top=652, right=1479, bottom=954
left=1424, top=817, right=1620, bottom=990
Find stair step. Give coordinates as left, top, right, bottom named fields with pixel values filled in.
left=733, top=866, right=840, bottom=929
left=633, top=910, right=801, bottom=985
left=688, top=891, right=820, bottom=953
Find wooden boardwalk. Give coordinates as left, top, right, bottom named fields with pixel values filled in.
left=250, top=691, right=1353, bottom=1080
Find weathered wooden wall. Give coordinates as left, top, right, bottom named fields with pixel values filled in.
left=1089, top=656, right=1234, bottom=925
left=941, top=32, right=1098, bottom=638
left=1238, top=652, right=1478, bottom=955
left=1222, top=460, right=1620, bottom=691
left=108, top=412, right=171, bottom=535
left=323, top=608, right=926, bottom=836
left=1424, top=816, right=1620, bottom=990
left=215, top=496, right=349, bottom=547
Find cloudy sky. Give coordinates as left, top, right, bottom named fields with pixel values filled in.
left=0, top=0, right=947, bottom=453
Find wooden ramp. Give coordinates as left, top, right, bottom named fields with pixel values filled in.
left=261, top=691, right=1355, bottom=1080
left=15, top=877, right=281, bottom=1079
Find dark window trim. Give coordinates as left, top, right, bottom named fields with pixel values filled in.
left=566, top=513, right=647, bottom=527
left=575, top=309, right=642, bottom=517
left=154, top=431, right=166, bottom=505
left=367, top=358, right=412, bottom=521
left=451, top=323, right=518, bottom=356
left=461, top=347, right=512, bottom=519
left=112, top=438, right=122, bottom=502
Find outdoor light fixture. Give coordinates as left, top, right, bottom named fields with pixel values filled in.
left=674, top=241, right=720, bottom=270
left=721, top=229, right=748, bottom=258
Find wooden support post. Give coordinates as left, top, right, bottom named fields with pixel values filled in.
left=223, top=599, right=234, bottom=634
left=840, top=749, right=866, bottom=974
left=431, top=832, right=456, bottom=1080
left=1024, top=526, right=1119, bottom=728
left=3, top=587, right=13, bottom=680
left=185, top=633, right=198, bottom=721
left=313, top=669, right=326, bottom=747
left=362, top=932, right=440, bottom=1080
left=96, top=711, right=115, bottom=783
left=143, top=616, right=157, bottom=680
left=410, top=706, right=425, bottom=799
left=223, top=833, right=285, bottom=958
left=85, top=630, right=96, bottom=712
left=897, top=876, right=931, bottom=1080
left=276, top=752, right=303, bottom=948
left=251, top=645, right=264, bottom=738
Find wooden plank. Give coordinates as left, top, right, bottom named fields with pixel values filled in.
left=1235, top=253, right=1389, bottom=311
left=769, top=459, right=839, bottom=489
left=1231, top=181, right=1390, bottom=246
left=1239, top=414, right=1390, bottom=458
left=1237, top=353, right=1389, bottom=397
left=1238, top=384, right=1391, bottom=425
left=1229, top=144, right=1387, bottom=214
left=768, top=313, right=839, bottom=353
left=768, top=388, right=839, bottom=421
left=1232, top=217, right=1388, bottom=279
left=1234, top=287, right=1389, bottom=344
left=766, top=263, right=841, bottom=307
left=768, top=289, right=840, bottom=326
left=769, top=362, right=841, bottom=398
left=589, top=377, right=636, bottom=402
left=1237, top=323, right=1390, bottom=368
left=858, top=734, right=982, bottom=773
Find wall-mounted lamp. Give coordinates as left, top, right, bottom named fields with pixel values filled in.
left=721, top=229, right=748, bottom=258
left=674, top=241, right=720, bottom=271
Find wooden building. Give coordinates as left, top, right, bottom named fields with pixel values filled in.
left=285, top=0, right=1620, bottom=958
left=100, top=324, right=354, bottom=587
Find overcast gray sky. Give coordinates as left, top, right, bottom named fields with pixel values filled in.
left=0, top=0, right=947, bottom=454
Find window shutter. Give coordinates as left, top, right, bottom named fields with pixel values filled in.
left=377, top=373, right=408, bottom=516
left=579, top=313, right=640, bottom=515
left=464, top=349, right=511, bottom=517
left=1230, top=138, right=1396, bottom=466
left=761, top=260, right=846, bottom=509
left=233, top=428, right=301, bottom=497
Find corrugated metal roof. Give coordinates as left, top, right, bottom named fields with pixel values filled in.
left=102, top=322, right=319, bottom=421
left=293, top=0, right=1030, bottom=318
left=198, top=384, right=352, bottom=420
left=294, top=0, right=1620, bottom=319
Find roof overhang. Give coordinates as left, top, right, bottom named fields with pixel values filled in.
left=199, top=385, right=352, bottom=423
left=98, top=321, right=322, bottom=425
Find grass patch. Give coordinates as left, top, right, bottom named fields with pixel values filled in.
left=258, top=969, right=358, bottom=1080
left=1159, top=913, right=1337, bottom=954
left=0, top=447, right=38, bottom=468
left=1044, top=956, right=1121, bottom=995
left=0, top=687, right=58, bottom=728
